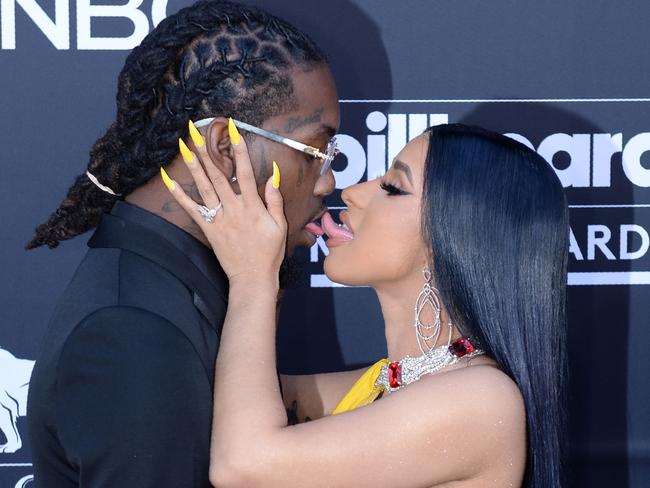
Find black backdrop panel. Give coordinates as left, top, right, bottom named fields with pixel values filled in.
left=1, top=1, right=648, bottom=486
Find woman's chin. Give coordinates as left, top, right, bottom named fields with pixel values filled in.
left=323, top=253, right=366, bottom=287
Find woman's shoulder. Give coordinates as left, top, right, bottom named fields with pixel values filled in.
left=443, top=362, right=522, bottom=404
left=389, top=363, right=527, bottom=477
left=412, top=363, right=525, bottom=426
left=391, top=357, right=524, bottom=404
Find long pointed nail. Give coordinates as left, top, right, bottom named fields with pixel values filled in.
left=228, top=117, right=241, bottom=146
left=178, top=138, right=194, bottom=164
left=160, top=167, right=175, bottom=190
left=272, top=161, right=281, bottom=189
left=188, top=120, right=205, bottom=148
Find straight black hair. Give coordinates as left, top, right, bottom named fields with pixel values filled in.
left=421, top=124, right=569, bottom=488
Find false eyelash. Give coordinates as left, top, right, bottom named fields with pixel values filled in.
left=380, top=181, right=409, bottom=196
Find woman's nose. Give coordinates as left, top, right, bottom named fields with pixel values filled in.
left=341, top=179, right=373, bottom=208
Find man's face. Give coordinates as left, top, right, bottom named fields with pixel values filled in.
left=246, top=65, right=340, bottom=255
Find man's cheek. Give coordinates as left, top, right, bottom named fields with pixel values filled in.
left=284, top=211, right=300, bottom=233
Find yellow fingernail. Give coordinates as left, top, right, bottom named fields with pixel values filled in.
left=160, top=167, right=175, bottom=190
left=178, top=138, right=194, bottom=164
left=272, top=161, right=281, bottom=189
left=228, top=117, right=241, bottom=146
left=188, top=120, right=205, bottom=148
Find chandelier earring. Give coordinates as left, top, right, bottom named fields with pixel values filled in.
left=414, top=266, right=452, bottom=355
left=373, top=266, right=483, bottom=393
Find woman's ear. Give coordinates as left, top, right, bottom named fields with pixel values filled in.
left=205, top=117, right=236, bottom=179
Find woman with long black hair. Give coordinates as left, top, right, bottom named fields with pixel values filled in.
left=165, top=121, right=568, bottom=488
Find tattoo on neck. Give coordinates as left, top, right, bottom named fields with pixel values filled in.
left=184, top=182, right=203, bottom=202
left=283, top=108, right=323, bottom=134
left=161, top=182, right=203, bottom=213
left=161, top=199, right=181, bottom=213
left=156, top=181, right=207, bottom=242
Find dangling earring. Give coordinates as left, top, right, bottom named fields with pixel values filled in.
left=414, top=266, right=452, bottom=355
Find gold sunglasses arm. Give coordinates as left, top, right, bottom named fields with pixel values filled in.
left=192, top=117, right=327, bottom=160
left=232, top=119, right=328, bottom=159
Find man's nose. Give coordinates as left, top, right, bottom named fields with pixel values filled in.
left=314, top=167, right=336, bottom=197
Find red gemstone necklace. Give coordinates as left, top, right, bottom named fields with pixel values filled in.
left=375, top=337, right=485, bottom=392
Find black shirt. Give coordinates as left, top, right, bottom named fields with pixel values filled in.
left=27, top=201, right=228, bottom=487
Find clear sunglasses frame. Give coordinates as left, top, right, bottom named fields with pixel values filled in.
left=193, top=117, right=339, bottom=176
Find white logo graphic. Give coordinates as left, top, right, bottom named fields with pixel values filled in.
left=314, top=104, right=650, bottom=287
left=0, top=348, right=35, bottom=454
left=14, top=475, right=33, bottom=488
left=1, top=0, right=169, bottom=50
left=332, top=111, right=650, bottom=191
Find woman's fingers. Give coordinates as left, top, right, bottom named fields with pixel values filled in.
left=178, top=138, right=221, bottom=209
left=187, top=121, right=237, bottom=205
left=264, top=162, right=287, bottom=231
left=160, top=121, right=289, bottom=282
left=179, top=118, right=284, bottom=231
left=228, top=118, right=260, bottom=200
left=160, top=167, right=215, bottom=230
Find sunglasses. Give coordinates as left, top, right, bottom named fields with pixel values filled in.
left=193, top=117, right=339, bottom=176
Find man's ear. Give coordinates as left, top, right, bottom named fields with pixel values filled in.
left=205, top=117, right=236, bottom=179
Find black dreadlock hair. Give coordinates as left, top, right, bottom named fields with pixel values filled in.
left=26, top=0, right=327, bottom=250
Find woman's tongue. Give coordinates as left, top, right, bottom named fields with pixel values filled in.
left=321, top=212, right=354, bottom=241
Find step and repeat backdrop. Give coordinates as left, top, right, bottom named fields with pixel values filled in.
left=1, top=1, right=649, bottom=487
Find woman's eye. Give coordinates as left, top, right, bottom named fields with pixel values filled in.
left=380, top=181, right=409, bottom=196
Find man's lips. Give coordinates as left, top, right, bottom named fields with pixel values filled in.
left=305, top=221, right=324, bottom=237
left=304, top=208, right=328, bottom=237
left=304, top=210, right=355, bottom=246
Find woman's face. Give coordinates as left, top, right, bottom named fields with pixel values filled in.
left=323, top=134, right=429, bottom=286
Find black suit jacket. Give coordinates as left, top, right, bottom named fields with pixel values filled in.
left=27, top=201, right=228, bottom=487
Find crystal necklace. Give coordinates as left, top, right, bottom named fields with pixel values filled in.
left=375, top=337, right=485, bottom=392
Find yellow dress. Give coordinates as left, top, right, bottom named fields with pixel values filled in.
left=331, top=359, right=388, bottom=415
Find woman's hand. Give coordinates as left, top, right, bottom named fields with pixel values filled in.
left=161, top=118, right=287, bottom=287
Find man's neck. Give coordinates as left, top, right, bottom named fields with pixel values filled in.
left=125, top=159, right=211, bottom=248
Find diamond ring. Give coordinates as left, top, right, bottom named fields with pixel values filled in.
left=197, top=203, right=222, bottom=223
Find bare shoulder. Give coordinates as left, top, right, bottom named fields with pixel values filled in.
left=387, top=363, right=527, bottom=482
left=402, top=359, right=518, bottom=397
left=419, top=364, right=526, bottom=435
left=265, top=364, right=525, bottom=487
left=449, top=364, right=525, bottom=414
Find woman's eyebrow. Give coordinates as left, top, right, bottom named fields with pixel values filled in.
left=393, top=159, right=414, bottom=185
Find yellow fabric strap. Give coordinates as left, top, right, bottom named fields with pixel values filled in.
left=331, top=359, right=388, bottom=415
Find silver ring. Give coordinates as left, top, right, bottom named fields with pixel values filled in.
left=197, top=203, right=222, bottom=223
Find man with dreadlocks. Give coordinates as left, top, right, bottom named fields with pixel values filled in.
left=25, top=1, right=339, bottom=486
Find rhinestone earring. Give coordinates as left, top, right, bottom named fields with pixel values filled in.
left=414, top=266, right=451, bottom=355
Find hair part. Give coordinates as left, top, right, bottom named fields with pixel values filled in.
left=27, top=0, right=327, bottom=250
left=421, top=124, right=569, bottom=488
